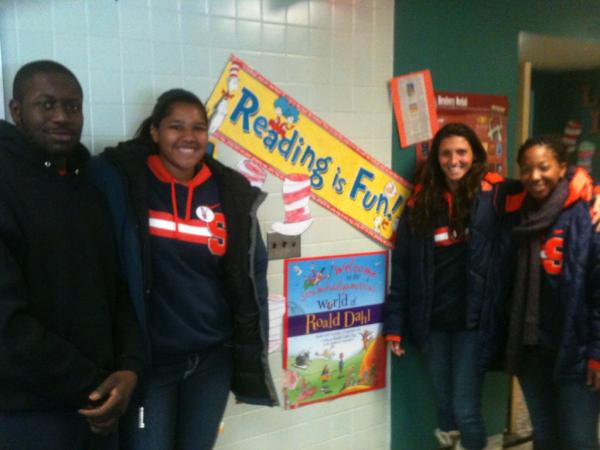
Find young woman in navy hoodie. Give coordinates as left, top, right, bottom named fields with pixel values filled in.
left=507, top=136, right=600, bottom=450
left=88, top=89, right=277, bottom=450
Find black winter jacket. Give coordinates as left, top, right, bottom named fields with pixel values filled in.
left=384, top=173, right=518, bottom=370
left=0, top=121, right=144, bottom=411
left=87, top=139, right=278, bottom=406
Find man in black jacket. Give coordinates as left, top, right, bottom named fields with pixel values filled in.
left=0, top=60, right=143, bottom=449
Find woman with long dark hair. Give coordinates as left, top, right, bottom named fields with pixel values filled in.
left=506, top=136, right=600, bottom=450
left=384, top=123, right=515, bottom=450
left=88, top=89, right=277, bottom=449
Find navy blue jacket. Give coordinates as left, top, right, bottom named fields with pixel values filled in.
left=87, top=139, right=278, bottom=406
left=513, top=189, right=600, bottom=381
left=384, top=173, right=517, bottom=370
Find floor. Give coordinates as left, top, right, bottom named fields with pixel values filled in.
left=491, top=434, right=531, bottom=450
left=510, top=443, right=532, bottom=450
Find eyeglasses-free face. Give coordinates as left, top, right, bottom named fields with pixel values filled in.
left=10, top=72, right=83, bottom=155
left=519, top=144, right=567, bottom=203
left=151, top=102, right=209, bottom=182
left=437, top=135, right=474, bottom=191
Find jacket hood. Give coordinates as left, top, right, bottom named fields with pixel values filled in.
left=564, top=167, right=593, bottom=207
left=408, top=171, right=504, bottom=208
left=0, top=120, right=90, bottom=173
left=102, top=137, right=265, bottom=203
left=103, top=137, right=149, bottom=160
left=504, top=166, right=593, bottom=213
left=0, top=120, right=25, bottom=146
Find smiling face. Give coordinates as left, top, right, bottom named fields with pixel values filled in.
left=437, top=135, right=474, bottom=191
left=9, top=72, right=83, bottom=155
left=150, top=101, right=208, bottom=181
left=519, top=144, right=567, bottom=203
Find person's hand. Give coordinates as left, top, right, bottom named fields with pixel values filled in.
left=592, top=194, right=600, bottom=232
left=587, top=367, right=600, bottom=392
left=389, top=341, right=406, bottom=357
left=78, top=370, right=138, bottom=435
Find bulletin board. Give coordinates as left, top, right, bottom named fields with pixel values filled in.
left=417, top=91, right=509, bottom=176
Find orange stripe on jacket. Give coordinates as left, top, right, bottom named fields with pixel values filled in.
left=505, top=191, right=527, bottom=213
left=481, top=172, right=504, bottom=192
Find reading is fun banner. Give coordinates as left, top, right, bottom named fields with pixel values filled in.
left=206, top=55, right=411, bottom=248
left=282, top=252, right=387, bottom=409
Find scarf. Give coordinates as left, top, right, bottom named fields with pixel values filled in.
left=505, top=178, right=569, bottom=374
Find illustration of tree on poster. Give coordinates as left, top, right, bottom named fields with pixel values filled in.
left=282, top=252, right=387, bottom=409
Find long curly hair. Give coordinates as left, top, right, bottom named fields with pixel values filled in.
left=409, top=123, right=488, bottom=237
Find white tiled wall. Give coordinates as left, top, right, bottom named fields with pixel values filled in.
left=0, top=1, right=394, bottom=448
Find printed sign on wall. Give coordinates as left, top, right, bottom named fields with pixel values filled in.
left=417, top=91, right=509, bottom=175
left=390, top=70, right=438, bottom=147
left=282, top=252, right=387, bottom=409
left=205, top=55, right=412, bottom=248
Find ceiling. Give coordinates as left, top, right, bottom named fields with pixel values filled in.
left=519, top=32, right=600, bottom=71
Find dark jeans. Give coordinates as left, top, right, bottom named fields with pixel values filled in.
left=517, top=347, right=600, bottom=450
left=120, top=345, right=234, bottom=450
left=0, top=410, right=117, bottom=450
left=428, top=330, right=487, bottom=450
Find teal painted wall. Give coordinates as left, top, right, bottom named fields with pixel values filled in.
left=391, top=2, right=600, bottom=449
left=390, top=349, right=509, bottom=450
left=393, top=0, right=600, bottom=181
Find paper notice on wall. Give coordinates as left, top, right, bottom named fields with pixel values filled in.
left=268, top=294, right=286, bottom=353
left=390, top=70, right=438, bottom=147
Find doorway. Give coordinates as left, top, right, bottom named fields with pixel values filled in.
left=518, top=31, right=600, bottom=176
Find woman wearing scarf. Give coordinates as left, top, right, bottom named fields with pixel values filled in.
left=507, top=136, right=600, bottom=450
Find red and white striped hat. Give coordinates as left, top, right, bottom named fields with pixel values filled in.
left=237, top=158, right=267, bottom=188
left=562, top=120, right=582, bottom=153
left=229, top=61, right=240, bottom=79
left=272, top=173, right=313, bottom=236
